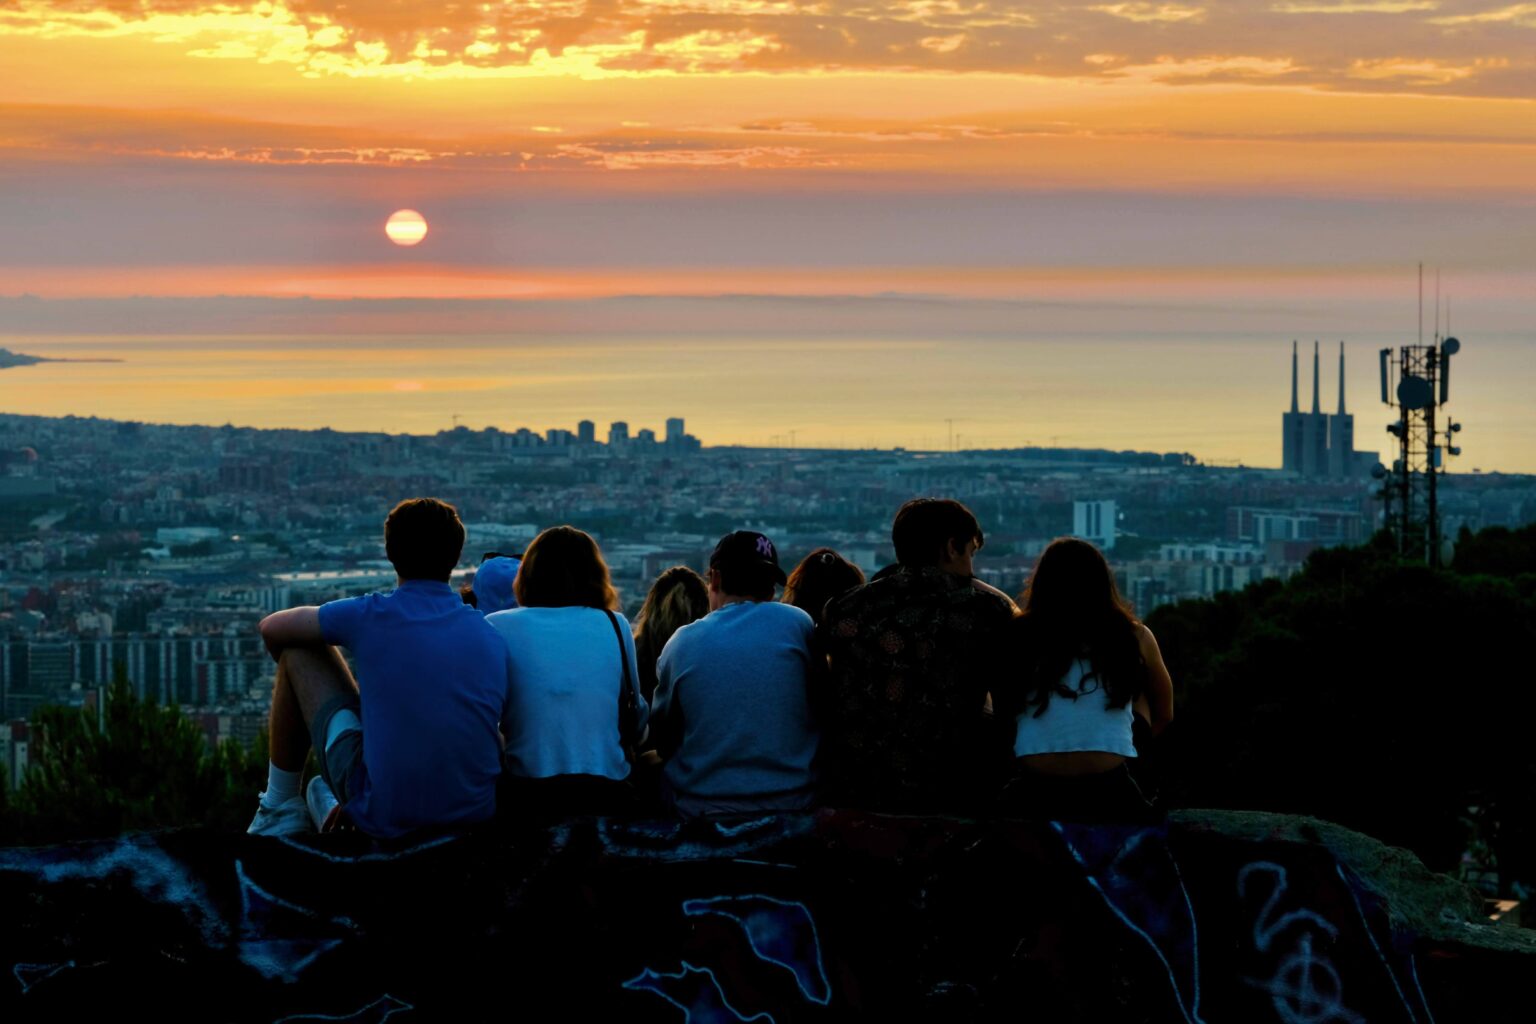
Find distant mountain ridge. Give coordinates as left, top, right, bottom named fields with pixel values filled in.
left=0, top=348, right=120, bottom=369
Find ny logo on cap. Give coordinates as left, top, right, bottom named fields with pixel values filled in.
left=756, top=536, right=775, bottom=558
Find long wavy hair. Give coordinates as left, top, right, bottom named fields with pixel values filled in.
left=1011, top=537, right=1143, bottom=717
left=633, top=566, right=709, bottom=699
left=782, top=547, right=866, bottom=625
left=513, top=525, right=620, bottom=610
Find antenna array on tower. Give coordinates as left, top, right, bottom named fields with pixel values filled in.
left=1378, top=268, right=1466, bottom=566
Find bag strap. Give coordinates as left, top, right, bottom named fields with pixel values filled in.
left=605, top=609, right=639, bottom=748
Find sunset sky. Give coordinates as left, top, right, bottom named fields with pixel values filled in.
left=1, top=2, right=1533, bottom=463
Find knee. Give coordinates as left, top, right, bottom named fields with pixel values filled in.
left=274, top=647, right=305, bottom=685
left=277, top=645, right=337, bottom=672
left=275, top=646, right=345, bottom=692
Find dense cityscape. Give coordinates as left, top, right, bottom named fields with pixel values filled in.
left=1, top=396, right=1533, bottom=789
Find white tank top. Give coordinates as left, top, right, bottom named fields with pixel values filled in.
left=1012, top=657, right=1137, bottom=758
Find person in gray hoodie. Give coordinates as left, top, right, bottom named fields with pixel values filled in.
left=650, top=531, right=821, bottom=818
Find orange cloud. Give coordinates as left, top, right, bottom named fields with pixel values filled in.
left=6, top=98, right=1536, bottom=200
left=4, top=0, right=1536, bottom=96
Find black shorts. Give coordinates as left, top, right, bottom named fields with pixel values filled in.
left=498, top=773, right=636, bottom=821
left=310, top=692, right=364, bottom=805
left=1001, top=763, right=1158, bottom=825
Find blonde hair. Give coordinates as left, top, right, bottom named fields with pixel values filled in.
left=633, top=566, right=709, bottom=674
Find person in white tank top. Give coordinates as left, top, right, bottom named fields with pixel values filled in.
left=997, top=538, right=1174, bottom=822
left=1011, top=655, right=1139, bottom=760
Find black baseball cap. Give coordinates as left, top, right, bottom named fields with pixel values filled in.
left=709, top=530, right=787, bottom=585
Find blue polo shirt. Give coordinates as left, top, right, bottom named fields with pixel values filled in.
left=318, top=579, right=511, bottom=838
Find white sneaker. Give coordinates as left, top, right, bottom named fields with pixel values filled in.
left=305, top=776, right=340, bottom=831
left=247, top=794, right=313, bottom=836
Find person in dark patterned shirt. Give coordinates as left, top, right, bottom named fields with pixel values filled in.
left=817, top=498, right=1019, bottom=813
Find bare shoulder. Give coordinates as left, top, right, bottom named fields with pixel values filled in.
left=1134, top=622, right=1161, bottom=653
left=970, top=576, right=1019, bottom=612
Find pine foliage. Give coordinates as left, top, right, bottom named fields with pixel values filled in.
left=7, top=666, right=266, bottom=843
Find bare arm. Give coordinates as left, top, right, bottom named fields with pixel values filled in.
left=259, top=606, right=323, bottom=662
left=1137, top=623, right=1174, bottom=736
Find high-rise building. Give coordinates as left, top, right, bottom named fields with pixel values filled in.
left=577, top=420, right=596, bottom=445
left=1072, top=500, right=1117, bottom=551
left=3, top=635, right=271, bottom=716
left=608, top=421, right=629, bottom=447
left=665, top=417, right=685, bottom=444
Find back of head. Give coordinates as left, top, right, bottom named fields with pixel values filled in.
left=514, top=525, right=619, bottom=610
left=1020, top=537, right=1127, bottom=625
left=384, top=497, right=465, bottom=582
left=1014, top=537, right=1141, bottom=712
left=891, top=498, right=983, bottom=567
left=709, top=530, right=787, bottom=602
left=635, top=565, right=709, bottom=653
left=783, top=547, right=866, bottom=625
left=472, top=555, right=521, bottom=614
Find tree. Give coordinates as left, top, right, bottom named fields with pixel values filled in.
left=14, top=666, right=266, bottom=843
left=1452, top=522, right=1536, bottom=578
left=1146, top=531, right=1536, bottom=886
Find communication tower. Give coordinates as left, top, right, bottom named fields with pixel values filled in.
left=1376, top=269, right=1465, bottom=566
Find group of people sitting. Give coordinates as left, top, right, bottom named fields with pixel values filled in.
left=247, top=496, right=1174, bottom=839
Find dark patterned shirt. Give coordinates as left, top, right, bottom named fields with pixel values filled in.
left=817, top=566, right=1018, bottom=813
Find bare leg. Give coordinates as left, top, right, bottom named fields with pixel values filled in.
left=267, top=646, right=359, bottom=772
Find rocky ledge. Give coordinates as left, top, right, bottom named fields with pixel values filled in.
left=1, top=809, right=1530, bottom=1023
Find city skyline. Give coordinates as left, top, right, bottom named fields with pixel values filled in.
left=3, top=400, right=1527, bottom=737
left=5, top=331, right=1531, bottom=471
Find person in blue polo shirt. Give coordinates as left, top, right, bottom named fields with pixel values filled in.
left=248, top=497, right=511, bottom=839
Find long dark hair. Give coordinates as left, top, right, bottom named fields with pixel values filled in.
left=514, top=526, right=620, bottom=610
left=782, top=547, right=866, bottom=626
left=1010, top=537, right=1143, bottom=717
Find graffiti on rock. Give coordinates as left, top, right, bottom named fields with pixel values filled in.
left=236, top=859, right=358, bottom=982
left=273, top=994, right=413, bottom=1024
left=0, top=813, right=1512, bottom=1022
left=1055, top=822, right=1205, bottom=1024
left=625, top=964, right=776, bottom=1024
left=682, top=895, right=831, bottom=1005
left=1238, top=861, right=1360, bottom=1024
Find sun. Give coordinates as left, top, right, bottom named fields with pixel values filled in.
left=385, top=209, right=428, bottom=247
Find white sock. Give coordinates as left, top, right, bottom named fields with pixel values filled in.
left=261, top=764, right=302, bottom=808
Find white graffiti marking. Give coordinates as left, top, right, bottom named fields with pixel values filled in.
left=1238, top=861, right=1361, bottom=1024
